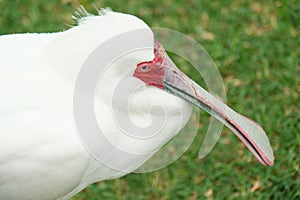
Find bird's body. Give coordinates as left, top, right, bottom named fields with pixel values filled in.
left=0, top=10, right=192, bottom=199
left=0, top=8, right=274, bottom=200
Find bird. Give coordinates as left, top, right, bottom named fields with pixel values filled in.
left=0, top=7, right=274, bottom=200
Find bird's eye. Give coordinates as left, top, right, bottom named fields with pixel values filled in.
left=140, top=65, right=149, bottom=72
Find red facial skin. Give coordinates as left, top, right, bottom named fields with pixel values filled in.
left=133, top=39, right=166, bottom=89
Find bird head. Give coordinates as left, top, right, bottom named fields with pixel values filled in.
left=73, top=10, right=273, bottom=166
left=133, top=37, right=274, bottom=166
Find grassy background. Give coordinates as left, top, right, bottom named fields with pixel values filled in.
left=1, top=0, right=299, bottom=199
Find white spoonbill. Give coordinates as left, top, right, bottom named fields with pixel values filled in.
left=0, top=8, right=274, bottom=200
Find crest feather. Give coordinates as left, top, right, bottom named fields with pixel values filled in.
left=72, top=6, right=113, bottom=26
left=72, top=6, right=93, bottom=25
left=98, top=7, right=113, bottom=15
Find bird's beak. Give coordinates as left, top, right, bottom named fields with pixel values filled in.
left=159, top=41, right=274, bottom=166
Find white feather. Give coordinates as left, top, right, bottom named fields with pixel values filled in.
left=0, top=10, right=192, bottom=200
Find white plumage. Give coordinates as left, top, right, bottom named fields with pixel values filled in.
left=0, top=9, right=191, bottom=199
left=0, top=8, right=274, bottom=200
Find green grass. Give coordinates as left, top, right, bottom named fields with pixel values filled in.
left=1, top=0, right=299, bottom=199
